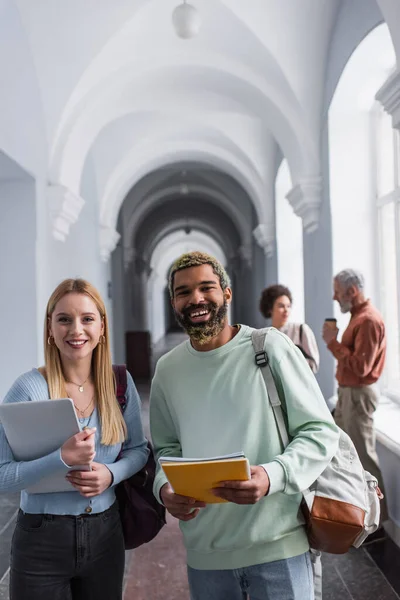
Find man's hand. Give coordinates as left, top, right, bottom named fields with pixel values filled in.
left=212, top=466, right=270, bottom=504
left=322, top=323, right=339, bottom=345
left=160, top=483, right=206, bottom=521
left=66, top=462, right=113, bottom=498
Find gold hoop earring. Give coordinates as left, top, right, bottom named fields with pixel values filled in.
left=47, top=336, right=54, bottom=346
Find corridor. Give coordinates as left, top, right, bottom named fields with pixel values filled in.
left=1, top=1, right=400, bottom=598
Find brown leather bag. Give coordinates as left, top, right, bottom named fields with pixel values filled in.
left=253, top=328, right=382, bottom=553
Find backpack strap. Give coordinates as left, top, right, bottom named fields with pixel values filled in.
left=296, top=324, right=315, bottom=363
left=113, top=365, right=128, bottom=413
left=251, top=329, right=290, bottom=448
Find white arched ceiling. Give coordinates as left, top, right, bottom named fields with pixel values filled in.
left=0, top=0, right=47, bottom=176
left=146, top=220, right=235, bottom=266
left=83, top=112, right=268, bottom=224
left=100, top=142, right=265, bottom=227
left=9, top=0, right=400, bottom=215
left=44, top=0, right=337, bottom=212
left=125, top=184, right=252, bottom=253
left=151, top=230, right=227, bottom=283
left=132, top=194, right=242, bottom=264
left=323, top=0, right=384, bottom=116
left=332, top=24, right=395, bottom=112
left=50, top=62, right=316, bottom=194
left=219, top=0, right=342, bottom=133
left=377, top=0, right=400, bottom=60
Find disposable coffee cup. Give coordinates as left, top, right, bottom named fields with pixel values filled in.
left=325, top=318, right=337, bottom=330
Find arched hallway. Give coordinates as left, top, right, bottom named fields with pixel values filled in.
left=1, top=1, right=400, bottom=598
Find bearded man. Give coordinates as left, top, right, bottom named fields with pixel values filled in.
left=323, top=268, right=388, bottom=532
left=149, top=251, right=339, bottom=600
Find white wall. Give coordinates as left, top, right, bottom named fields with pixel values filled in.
left=44, top=157, right=106, bottom=296
left=34, top=156, right=110, bottom=362
left=0, top=174, right=37, bottom=399
left=0, top=0, right=47, bottom=177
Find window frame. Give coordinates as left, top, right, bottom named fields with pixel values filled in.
left=374, top=102, right=400, bottom=404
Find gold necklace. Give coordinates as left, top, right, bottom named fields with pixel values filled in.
left=73, top=396, right=94, bottom=418
left=65, top=374, right=91, bottom=393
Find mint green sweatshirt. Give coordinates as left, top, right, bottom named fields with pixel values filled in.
left=150, top=326, right=339, bottom=570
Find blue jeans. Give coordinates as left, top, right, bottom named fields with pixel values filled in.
left=188, top=552, right=314, bottom=600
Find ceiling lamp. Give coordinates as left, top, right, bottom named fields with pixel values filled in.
left=172, top=1, right=201, bottom=39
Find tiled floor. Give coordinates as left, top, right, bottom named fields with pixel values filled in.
left=322, top=544, right=400, bottom=599
left=0, top=494, right=19, bottom=599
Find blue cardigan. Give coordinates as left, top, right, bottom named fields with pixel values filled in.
left=0, top=368, right=149, bottom=515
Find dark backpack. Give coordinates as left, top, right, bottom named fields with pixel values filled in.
left=113, top=365, right=166, bottom=549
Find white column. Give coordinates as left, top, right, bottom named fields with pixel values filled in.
left=286, top=177, right=323, bottom=233
left=376, top=69, right=400, bottom=130
left=47, top=184, right=85, bottom=242
left=253, top=221, right=277, bottom=284
left=287, top=168, right=335, bottom=400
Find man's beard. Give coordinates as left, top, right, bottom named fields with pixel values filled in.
left=339, top=299, right=352, bottom=314
left=174, top=301, right=228, bottom=345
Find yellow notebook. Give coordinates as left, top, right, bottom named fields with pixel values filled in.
left=159, top=452, right=250, bottom=504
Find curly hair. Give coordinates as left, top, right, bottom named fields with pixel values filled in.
left=259, top=284, right=292, bottom=318
left=168, top=251, right=231, bottom=298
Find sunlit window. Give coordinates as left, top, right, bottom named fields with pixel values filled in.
left=375, top=105, right=400, bottom=393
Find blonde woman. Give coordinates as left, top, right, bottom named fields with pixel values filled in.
left=259, top=284, right=320, bottom=374
left=0, top=279, right=148, bottom=600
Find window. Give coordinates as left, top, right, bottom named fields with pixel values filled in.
left=375, top=104, right=400, bottom=395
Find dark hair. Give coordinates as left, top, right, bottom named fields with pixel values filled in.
left=259, top=284, right=292, bottom=318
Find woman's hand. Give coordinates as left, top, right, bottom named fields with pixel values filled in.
left=61, top=428, right=96, bottom=466
left=66, top=462, right=113, bottom=497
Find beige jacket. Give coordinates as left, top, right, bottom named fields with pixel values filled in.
left=280, top=322, right=320, bottom=374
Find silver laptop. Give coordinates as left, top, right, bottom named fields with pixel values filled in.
left=0, top=398, right=91, bottom=493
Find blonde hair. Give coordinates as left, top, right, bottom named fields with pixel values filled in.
left=44, top=279, right=127, bottom=446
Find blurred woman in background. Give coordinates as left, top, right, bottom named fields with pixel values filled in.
left=260, top=284, right=320, bottom=374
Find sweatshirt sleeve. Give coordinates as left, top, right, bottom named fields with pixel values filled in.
left=0, top=376, right=72, bottom=493
left=149, top=373, right=182, bottom=502
left=327, top=319, right=383, bottom=378
left=106, top=372, right=149, bottom=486
left=262, top=338, right=339, bottom=496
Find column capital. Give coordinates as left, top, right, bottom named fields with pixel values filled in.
left=376, top=69, right=400, bottom=130
left=123, top=247, right=136, bottom=272
left=47, top=184, right=85, bottom=241
left=286, top=177, right=322, bottom=233
left=238, top=244, right=252, bottom=268
left=135, top=255, right=152, bottom=276
left=253, top=223, right=275, bottom=257
left=100, top=226, right=120, bottom=262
